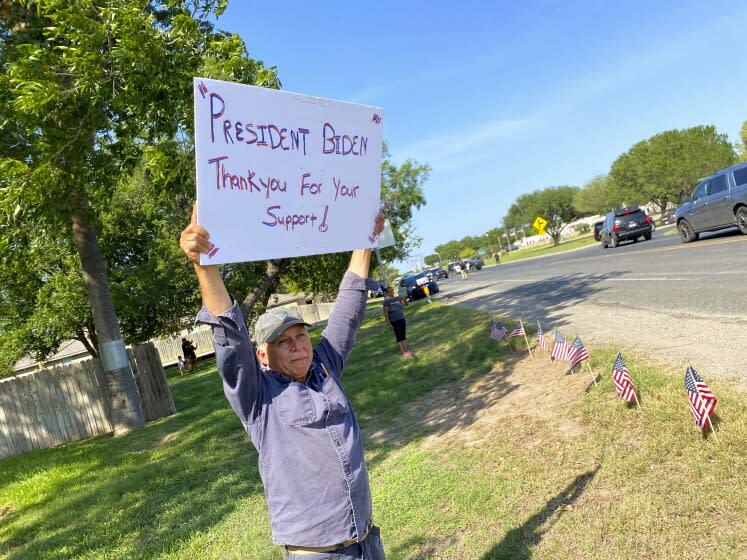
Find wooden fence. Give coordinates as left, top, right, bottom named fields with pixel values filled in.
left=153, top=325, right=215, bottom=367
left=0, top=343, right=175, bottom=460
left=152, top=302, right=337, bottom=366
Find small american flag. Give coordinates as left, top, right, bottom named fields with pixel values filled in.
left=489, top=321, right=507, bottom=342
left=611, top=352, right=637, bottom=402
left=685, top=365, right=717, bottom=428
left=509, top=323, right=525, bottom=339
left=568, top=336, right=590, bottom=369
left=536, top=322, right=548, bottom=351
left=550, top=330, right=570, bottom=361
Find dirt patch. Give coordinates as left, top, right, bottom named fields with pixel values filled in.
left=0, top=503, right=15, bottom=520
left=369, top=353, right=591, bottom=449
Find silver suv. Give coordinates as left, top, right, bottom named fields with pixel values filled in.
left=675, top=162, right=747, bottom=243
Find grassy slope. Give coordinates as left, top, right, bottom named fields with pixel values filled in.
left=1, top=302, right=745, bottom=559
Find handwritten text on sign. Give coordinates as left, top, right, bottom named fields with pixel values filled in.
left=194, top=78, right=383, bottom=265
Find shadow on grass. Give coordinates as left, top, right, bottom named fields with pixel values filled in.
left=481, top=465, right=601, bottom=559
left=343, top=302, right=523, bottom=470
left=1, top=362, right=264, bottom=560
left=439, top=273, right=622, bottom=333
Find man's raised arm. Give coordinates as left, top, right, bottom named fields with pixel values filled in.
left=179, top=206, right=232, bottom=316
left=316, top=213, right=385, bottom=373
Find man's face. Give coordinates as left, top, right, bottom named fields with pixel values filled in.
left=257, top=324, right=313, bottom=382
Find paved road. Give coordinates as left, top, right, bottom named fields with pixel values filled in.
left=436, top=226, right=747, bottom=386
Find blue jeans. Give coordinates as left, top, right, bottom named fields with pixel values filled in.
left=285, top=526, right=386, bottom=560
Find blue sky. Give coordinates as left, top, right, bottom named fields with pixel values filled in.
left=219, top=1, right=747, bottom=267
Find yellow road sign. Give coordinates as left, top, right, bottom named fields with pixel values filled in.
left=532, top=216, right=547, bottom=234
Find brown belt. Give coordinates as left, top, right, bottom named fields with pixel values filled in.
left=285, top=521, right=372, bottom=554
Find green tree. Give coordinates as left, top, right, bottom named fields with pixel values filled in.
left=458, top=247, right=473, bottom=259
left=434, top=240, right=464, bottom=263
left=504, top=186, right=581, bottom=246
left=609, top=126, right=736, bottom=216
left=0, top=0, right=429, bottom=393
left=0, top=1, right=280, bottom=429
left=423, top=254, right=440, bottom=266
left=738, top=119, right=747, bottom=162
left=574, top=174, right=620, bottom=216
left=485, top=227, right=506, bottom=252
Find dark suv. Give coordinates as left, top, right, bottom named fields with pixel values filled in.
left=399, top=272, right=439, bottom=301
left=464, top=257, right=484, bottom=270
left=428, top=267, right=449, bottom=280
left=599, top=206, right=653, bottom=248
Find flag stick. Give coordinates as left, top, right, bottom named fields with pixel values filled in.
left=536, top=321, right=545, bottom=355
left=504, top=336, right=513, bottom=351
left=706, top=416, right=719, bottom=443
left=586, top=362, right=597, bottom=385
left=550, top=327, right=556, bottom=361
left=520, top=319, right=533, bottom=358
left=632, top=388, right=641, bottom=409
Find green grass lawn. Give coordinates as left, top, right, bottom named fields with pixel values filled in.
left=1, top=302, right=746, bottom=559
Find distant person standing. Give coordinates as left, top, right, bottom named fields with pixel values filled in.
left=177, top=355, right=186, bottom=376
left=383, top=287, right=413, bottom=357
left=494, top=252, right=501, bottom=266
left=397, top=281, right=408, bottom=303
left=181, top=337, right=197, bottom=371
left=457, top=263, right=468, bottom=280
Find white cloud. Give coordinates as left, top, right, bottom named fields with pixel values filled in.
left=394, top=115, right=540, bottom=173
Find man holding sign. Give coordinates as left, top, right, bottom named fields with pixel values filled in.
left=180, top=209, right=387, bottom=558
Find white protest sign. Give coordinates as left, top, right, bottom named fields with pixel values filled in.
left=193, top=78, right=384, bottom=265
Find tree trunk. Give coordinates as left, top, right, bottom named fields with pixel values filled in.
left=240, top=258, right=292, bottom=321
left=75, top=327, right=98, bottom=359
left=70, top=194, right=144, bottom=433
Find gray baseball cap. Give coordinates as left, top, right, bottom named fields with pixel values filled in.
left=254, top=307, right=309, bottom=346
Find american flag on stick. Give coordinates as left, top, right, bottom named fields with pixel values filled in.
left=685, top=365, right=717, bottom=429
left=489, top=321, right=507, bottom=342
left=550, top=330, right=570, bottom=361
left=536, top=322, right=548, bottom=351
left=509, top=324, right=525, bottom=339
left=568, top=336, right=590, bottom=369
left=611, top=352, right=637, bottom=403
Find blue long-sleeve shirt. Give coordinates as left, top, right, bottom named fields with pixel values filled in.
left=196, top=271, right=379, bottom=546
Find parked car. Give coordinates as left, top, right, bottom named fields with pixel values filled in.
left=599, top=205, right=653, bottom=248
left=661, top=212, right=676, bottom=224
left=464, top=257, right=484, bottom=270
left=593, top=220, right=604, bottom=241
left=428, top=266, right=449, bottom=280
left=674, top=162, right=747, bottom=243
left=399, top=272, right=439, bottom=301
